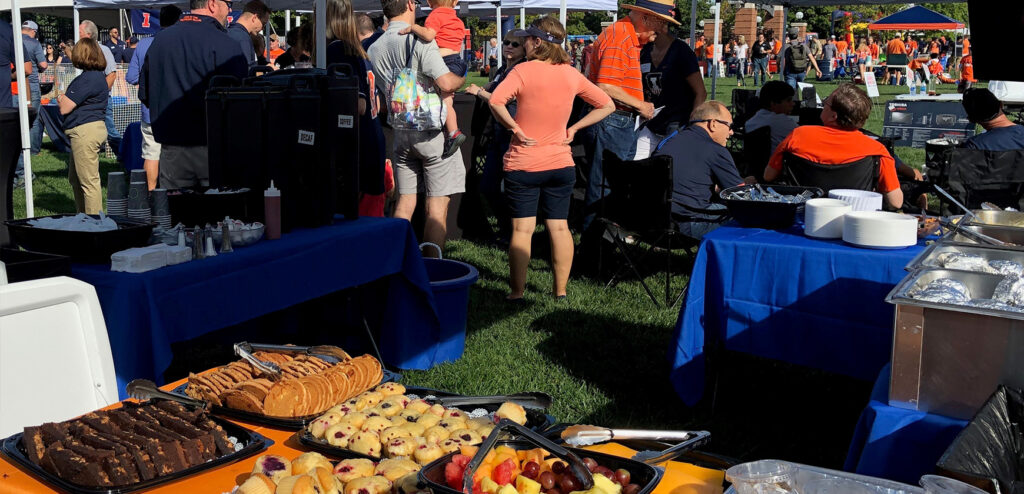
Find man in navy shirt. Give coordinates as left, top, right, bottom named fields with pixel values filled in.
left=226, top=0, right=271, bottom=68
left=141, top=0, right=248, bottom=189
left=962, top=88, right=1024, bottom=152
left=103, top=27, right=127, bottom=63
left=1, top=19, right=34, bottom=111
left=655, top=101, right=752, bottom=239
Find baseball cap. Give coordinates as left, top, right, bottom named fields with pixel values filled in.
left=511, top=25, right=564, bottom=45
left=22, top=20, right=38, bottom=30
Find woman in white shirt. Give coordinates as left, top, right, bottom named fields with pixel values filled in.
left=735, top=35, right=749, bottom=86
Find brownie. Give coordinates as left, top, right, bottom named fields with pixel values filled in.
left=70, top=462, right=112, bottom=487
left=144, top=441, right=175, bottom=477
left=178, top=437, right=205, bottom=466
left=132, top=422, right=182, bottom=443
left=39, top=442, right=65, bottom=476
left=195, top=418, right=235, bottom=455
left=81, top=414, right=120, bottom=435
left=130, top=448, right=158, bottom=481
left=113, top=452, right=141, bottom=484
left=79, top=433, right=129, bottom=455
left=107, top=409, right=138, bottom=431
left=39, top=422, right=68, bottom=445
left=163, top=440, right=189, bottom=470
left=154, top=400, right=203, bottom=423
left=61, top=440, right=114, bottom=463
left=22, top=426, right=46, bottom=465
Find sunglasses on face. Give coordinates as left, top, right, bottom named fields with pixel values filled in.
left=503, top=40, right=520, bottom=48
left=220, top=0, right=234, bottom=8
left=691, top=118, right=734, bottom=130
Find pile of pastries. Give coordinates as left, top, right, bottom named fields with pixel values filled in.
left=239, top=451, right=421, bottom=494
left=304, top=382, right=528, bottom=461
left=184, top=353, right=383, bottom=418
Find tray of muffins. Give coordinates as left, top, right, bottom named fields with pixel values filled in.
left=2, top=399, right=272, bottom=493
left=168, top=343, right=389, bottom=429
left=238, top=450, right=425, bottom=494
left=296, top=381, right=555, bottom=463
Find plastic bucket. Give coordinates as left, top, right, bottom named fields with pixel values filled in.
left=420, top=244, right=479, bottom=363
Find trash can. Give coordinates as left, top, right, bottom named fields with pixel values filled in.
left=421, top=243, right=478, bottom=363
left=936, top=385, right=1024, bottom=494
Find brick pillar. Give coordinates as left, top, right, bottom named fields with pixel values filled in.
left=792, top=22, right=807, bottom=40
left=765, top=5, right=784, bottom=42
left=734, top=3, right=757, bottom=46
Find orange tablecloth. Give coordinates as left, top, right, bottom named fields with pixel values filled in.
left=0, top=380, right=724, bottom=493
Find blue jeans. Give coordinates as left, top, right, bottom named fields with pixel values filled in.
left=583, top=110, right=637, bottom=229
left=785, top=71, right=806, bottom=90
left=675, top=203, right=728, bottom=240
left=752, top=57, right=769, bottom=86
left=482, top=122, right=513, bottom=239
left=12, top=84, right=42, bottom=177
left=105, top=98, right=121, bottom=152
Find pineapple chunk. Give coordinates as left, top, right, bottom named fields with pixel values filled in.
left=498, top=484, right=520, bottom=494
left=481, top=477, right=502, bottom=494
left=516, top=475, right=542, bottom=494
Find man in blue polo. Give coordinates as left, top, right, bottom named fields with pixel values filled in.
left=141, top=0, right=247, bottom=189
left=103, top=26, right=127, bottom=63
left=226, top=0, right=271, bottom=68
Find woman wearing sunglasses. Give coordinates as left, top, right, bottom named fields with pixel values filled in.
left=488, top=16, right=614, bottom=301
left=466, top=31, right=526, bottom=245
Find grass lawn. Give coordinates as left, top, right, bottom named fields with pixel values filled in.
left=10, top=73, right=962, bottom=470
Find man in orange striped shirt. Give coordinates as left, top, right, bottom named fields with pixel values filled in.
left=582, top=0, right=672, bottom=227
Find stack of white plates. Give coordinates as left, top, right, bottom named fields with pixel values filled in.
left=805, top=198, right=852, bottom=239
left=843, top=211, right=917, bottom=249
left=829, top=189, right=883, bottom=212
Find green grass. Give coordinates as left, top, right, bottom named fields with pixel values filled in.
left=12, top=146, right=121, bottom=218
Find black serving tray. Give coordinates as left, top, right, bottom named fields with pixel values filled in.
left=168, top=368, right=401, bottom=430
left=719, top=185, right=824, bottom=230
left=297, top=385, right=555, bottom=460
left=0, top=407, right=272, bottom=494
left=5, top=214, right=155, bottom=263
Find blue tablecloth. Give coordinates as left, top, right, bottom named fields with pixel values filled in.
left=38, top=104, right=69, bottom=153
left=71, top=217, right=443, bottom=399
left=844, top=364, right=968, bottom=484
left=118, top=122, right=144, bottom=171
left=670, top=224, right=927, bottom=406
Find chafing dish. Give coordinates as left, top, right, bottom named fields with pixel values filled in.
left=968, top=210, right=1024, bottom=228
left=905, top=243, right=1024, bottom=273
left=943, top=224, right=1024, bottom=250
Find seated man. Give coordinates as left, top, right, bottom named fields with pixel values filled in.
left=962, top=88, right=1024, bottom=151
left=655, top=101, right=754, bottom=239
left=744, top=81, right=798, bottom=154
left=764, top=83, right=904, bottom=209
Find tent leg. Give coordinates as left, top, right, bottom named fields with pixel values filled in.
left=74, top=7, right=80, bottom=42
left=711, top=1, right=720, bottom=101
left=119, top=9, right=124, bottom=39
left=559, top=0, right=567, bottom=28
left=496, top=5, right=502, bottom=69
left=520, top=7, right=525, bottom=29
left=689, top=0, right=697, bottom=50
left=11, top=1, right=34, bottom=217
left=286, top=10, right=291, bottom=33
left=315, top=0, right=326, bottom=68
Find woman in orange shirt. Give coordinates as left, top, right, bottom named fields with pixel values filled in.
left=489, top=16, right=614, bottom=301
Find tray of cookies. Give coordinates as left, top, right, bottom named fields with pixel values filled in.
left=170, top=349, right=386, bottom=429
left=236, top=450, right=423, bottom=494
left=296, top=382, right=554, bottom=463
left=1, top=399, right=272, bottom=494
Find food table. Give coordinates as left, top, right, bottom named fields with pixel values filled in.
left=670, top=224, right=927, bottom=406
left=0, top=379, right=726, bottom=494
left=69, top=217, right=444, bottom=399
left=844, top=364, right=968, bottom=485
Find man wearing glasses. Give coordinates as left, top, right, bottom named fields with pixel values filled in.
left=655, top=101, right=753, bottom=240
left=581, top=0, right=668, bottom=230
left=140, top=0, right=248, bottom=189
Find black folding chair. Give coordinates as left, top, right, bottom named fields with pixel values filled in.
left=945, top=148, right=1024, bottom=211
left=740, top=126, right=772, bottom=178
left=597, top=151, right=726, bottom=307
left=781, top=153, right=881, bottom=195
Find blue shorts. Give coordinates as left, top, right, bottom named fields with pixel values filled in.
left=443, top=53, right=469, bottom=78
left=505, top=167, right=576, bottom=219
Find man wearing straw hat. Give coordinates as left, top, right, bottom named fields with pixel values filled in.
left=582, top=0, right=676, bottom=229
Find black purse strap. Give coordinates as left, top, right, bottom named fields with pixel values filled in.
left=404, top=34, right=415, bottom=70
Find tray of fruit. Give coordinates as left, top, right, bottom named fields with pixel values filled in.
left=237, top=450, right=426, bottom=494
left=169, top=343, right=388, bottom=429
left=297, top=383, right=554, bottom=461
left=2, top=399, right=272, bottom=494
left=421, top=420, right=663, bottom=494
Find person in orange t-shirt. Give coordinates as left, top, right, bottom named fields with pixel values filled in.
left=906, top=38, right=918, bottom=57
left=835, top=38, right=848, bottom=58
left=868, top=36, right=880, bottom=60
left=962, top=36, right=970, bottom=56
left=764, top=83, right=904, bottom=209
left=958, top=53, right=975, bottom=92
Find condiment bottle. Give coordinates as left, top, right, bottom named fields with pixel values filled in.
left=264, top=181, right=282, bottom=240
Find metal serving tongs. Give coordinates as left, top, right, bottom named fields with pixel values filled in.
left=126, top=379, right=207, bottom=409
left=234, top=343, right=283, bottom=379
left=464, top=420, right=595, bottom=494
left=235, top=341, right=351, bottom=364
left=933, top=185, right=1011, bottom=247
left=428, top=392, right=553, bottom=410
left=560, top=425, right=711, bottom=464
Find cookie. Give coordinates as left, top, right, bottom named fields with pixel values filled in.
left=384, top=437, right=417, bottom=457
left=309, top=412, right=344, bottom=439
left=376, top=382, right=406, bottom=397
left=380, top=426, right=411, bottom=443
left=423, top=426, right=450, bottom=444
left=348, top=430, right=382, bottom=458
left=221, top=389, right=265, bottom=414
left=324, top=423, right=358, bottom=448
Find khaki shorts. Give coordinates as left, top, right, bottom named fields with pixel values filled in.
left=140, top=121, right=161, bottom=161
left=159, top=145, right=209, bottom=190
left=392, top=130, right=466, bottom=197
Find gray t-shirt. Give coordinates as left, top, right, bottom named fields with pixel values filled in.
left=99, top=43, right=117, bottom=75
left=22, top=35, right=45, bottom=86
left=367, top=21, right=450, bottom=97
left=822, top=42, right=837, bottom=60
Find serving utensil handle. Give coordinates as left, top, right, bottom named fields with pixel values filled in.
left=125, top=379, right=206, bottom=409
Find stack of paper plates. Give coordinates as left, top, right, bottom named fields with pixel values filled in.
left=829, top=189, right=883, bottom=212
left=805, top=198, right=852, bottom=239
left=843, top=211, right=917, bottom=249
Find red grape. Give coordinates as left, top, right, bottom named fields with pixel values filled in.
left=615, top=469, right=631, bottom=485
left=623, top=484, right=640, bottom=494
left=551, top=461, right=566, bottom=474
left=538, top=471, right=556, bottom=490
left=545, top=489, right=562, bottom=494
left=559, top=475, right=576, bottom=493
left=582, top=457, right=598, bottom=472
left=594, top=466, right=614, bottom=479
left=523, top=462, right=540, bottom=480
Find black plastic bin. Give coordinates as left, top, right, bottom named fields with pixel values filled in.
left=0, top=247, right=71, bottom=282
left=936, top=385, right=1024, bottom=494
left=720, top=185, right=824, bottom=230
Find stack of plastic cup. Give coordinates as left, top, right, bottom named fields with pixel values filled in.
left=106, top=172, right=127, bottom=216
left=150, top=189, right=171, bottom=229
left=126, top=181, right=152, bottom=224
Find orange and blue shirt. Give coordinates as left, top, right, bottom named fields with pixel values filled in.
left=587, top=18, right=644, bottom=110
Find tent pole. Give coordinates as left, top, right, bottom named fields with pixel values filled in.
left=119, top=9, right=124, bottom=40
left=286, top=10, right=291, bottom=33
left=74, top=6, right=80, bottom=42
left=316, top=0, right=326, bottom=68
left=559, top=0, right=566, bottom=28
left=780, top=5, right=787, bottom=79
left=689, top=0, right=697, bottom=50
left=296, top=14, right=302, bottom=27
left=11, top=0, right=34, bottom=217
left=264, top=21, right=270, bottom=64
left=520, top=7, right=525, bottom=29
left=496, top=3, right=502, bottom=69
left=711, top=1, right=720, bottom=101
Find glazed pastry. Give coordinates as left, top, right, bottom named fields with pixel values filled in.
left=438, top=438, right=462, bottom=454
left=442, top=408, right=466, bottom=420
left=381, top=426, right=412, bottom=443
left=309, top=412, right=344, bottom=439
left=343, top=475, right=393, bottom=494
left=362, top=416, right=393, bottom=435
left=476, top=423, right=495, bottom=437
left=276, top=474, right=322, bottom=494
left=311, top=466, right=342, bottom=494
left=388, top=416, right=409, bottom=428
left=398, top=410, right=422, bottom=423
left=423, top=425, right=450, bottom=444
left=438, top=417, right=467, bottom=431
left=496, top=402, right=527, bottom=425
left=413, top=442, right=444, bottom=465
left=448, top=429, right=483, bottom=445
left=329, top=403, right=356, bottom=416
left=325, top=423, right=358, bottom=448
left=252, top=454, right=292, bottom=483
left=384, top=437, right=418, bottom=457
left=292, top=452, right=333, bottom=476
left=376, top=382, right=406, bottom=397
left=333, top=458, right=376, bottom=483
left=374, top=458, right=421, bottom=481
left=399, top=421, right=426, bottom=437
left=339, top=411, right=368, bottom=429
left=238, top=473, right=276, bottom=494
left=380, top=395, right=410, bottom=415
left=415, top=414, right=441, bottom=428
left=355, top=391, right=384, bottom=409
left=427, top=404, right=446, bottom=417
left=405, top=399, right=431, bottom=414
left=349, top=430, right=382, bottom=457
left=362, top=407, right=385, bottom=419
left=468, top=417, right=494, bottom=430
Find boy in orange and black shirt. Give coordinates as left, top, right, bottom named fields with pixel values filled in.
left=958, top=52, right=975, bottom=93
left=403, top=0, right=467, bottom=158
